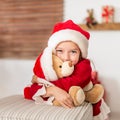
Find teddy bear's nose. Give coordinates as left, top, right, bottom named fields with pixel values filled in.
left=68, top=61, right=72, bottom=67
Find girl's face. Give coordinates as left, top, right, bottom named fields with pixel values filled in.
left=55, top=41, right=81, bottom=65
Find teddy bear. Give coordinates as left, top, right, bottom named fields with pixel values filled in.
left=32, top=54, right=104, bottom=106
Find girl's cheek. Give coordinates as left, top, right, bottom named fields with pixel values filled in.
left=72, top=57, right=80, bottom=65
left=72, top=61, right=77, bottom=65
left=56, top=54, right=63, bottom=61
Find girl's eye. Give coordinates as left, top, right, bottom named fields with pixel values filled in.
left=71, top=50, right=77, bottom=54
left=56, top=50, right=63, bottom=53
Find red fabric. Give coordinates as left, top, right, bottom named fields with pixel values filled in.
left=24, top=83, right=42, bottom=100
left=93, top=100, right=102, bottom=116
left=24, top=83, right=43, bottom=100
left=91, top=71, right=101, bottom=84
left=33, top=53, right=45, bottom=79
left=51, top=59, right=92, bottom=92
left=33, top=54, right=92, bottom=91
left=52, top=20, right=90, bottom=40
left=24, top=87, right=32, bottom=100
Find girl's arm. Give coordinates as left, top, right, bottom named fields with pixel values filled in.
left=51, top=59, right=92, bottom=92
left=43, top=85, right=74, bottom=108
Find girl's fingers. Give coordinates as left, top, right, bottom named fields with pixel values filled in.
left=60, top=99, right=74, bottom=108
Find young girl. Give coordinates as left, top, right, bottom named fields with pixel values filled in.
left=24, top=20, right=110, bottom=119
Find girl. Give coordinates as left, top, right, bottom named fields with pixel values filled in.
left=24, top=20, right=110, bottom=120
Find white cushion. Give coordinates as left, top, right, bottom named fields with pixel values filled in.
left=0, top=95, right=93, bottom=120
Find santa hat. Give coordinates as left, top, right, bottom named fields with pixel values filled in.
left=40, top=20, right=90, bottom=81
left=48, top=20, right=90, bottom=58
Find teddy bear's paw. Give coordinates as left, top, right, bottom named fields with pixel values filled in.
left=85, top=84, right=104, bottom=104
left=75, top=88, right=85, bottom=106
left=69, top=86, right=85, bottom=107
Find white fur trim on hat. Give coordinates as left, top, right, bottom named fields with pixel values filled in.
left=48, top=29, right=88, bottom=58
left=40, top=47, right=58, bottom=81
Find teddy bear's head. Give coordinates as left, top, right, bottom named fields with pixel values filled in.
left=52, top=54, right=74, bottom=78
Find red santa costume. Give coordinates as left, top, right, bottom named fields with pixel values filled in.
left=24, top=20, right=110, bottom=120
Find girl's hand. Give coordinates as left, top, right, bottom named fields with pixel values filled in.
left=43, top=86, right=74, bottom=108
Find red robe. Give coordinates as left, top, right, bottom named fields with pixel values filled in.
left=24, top=54, right=102, bottom=116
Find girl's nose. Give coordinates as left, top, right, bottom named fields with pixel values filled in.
left=63, top=53, right=70, bottom=61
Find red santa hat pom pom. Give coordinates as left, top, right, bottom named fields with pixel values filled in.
left=48, top=20, right=90, bottom=58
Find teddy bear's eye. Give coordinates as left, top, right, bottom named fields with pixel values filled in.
left=59, top=65, right=62, bottom=68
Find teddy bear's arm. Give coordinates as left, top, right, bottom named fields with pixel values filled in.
left=51, top=59, right=92, bottom=92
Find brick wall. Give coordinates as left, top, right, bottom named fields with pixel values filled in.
left=0, top=0, right=63, bottom=59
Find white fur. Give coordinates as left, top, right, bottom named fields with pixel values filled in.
left=40, top=47, right=58, bottom=81
left=48, top=29, right=88, bottom=58
left=61, top=61, right=74, bottom=77
left=76, top=88, right=85, bottom=105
